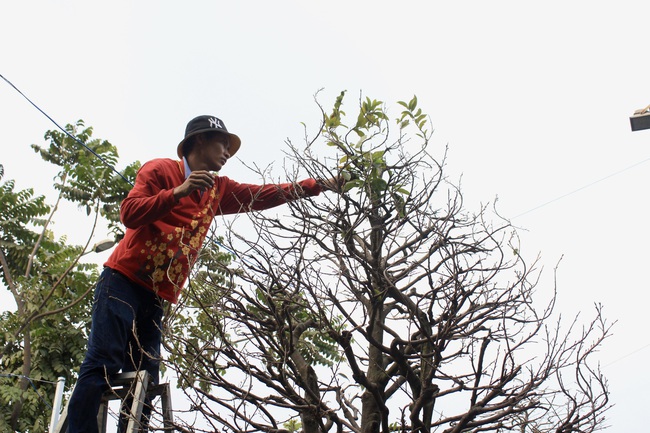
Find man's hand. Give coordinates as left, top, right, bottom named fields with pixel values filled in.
left=173, top=171, right=215, bottom=200
left=318, top=176, right=345, bottom=192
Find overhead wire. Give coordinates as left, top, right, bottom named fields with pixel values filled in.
left=3, top=72, right=650, bottom=387
left=603, top=343, right=650, bottom=368
left=5, top=71, right=649, bottom=255
left=0, top=73, right=251, bottom=422
left=0, top=374, right=53, bottom=409
left=507, top=155, right=650, bottom=367
left=0, top=73, right=132, bottom=186
left=0, top=72, right=244, bottom=261
left=512, top=155, right=650, bottom=219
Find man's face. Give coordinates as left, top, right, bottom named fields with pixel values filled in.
left=194, top=132, right=231, bottom=172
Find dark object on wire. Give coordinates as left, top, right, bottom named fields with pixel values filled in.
left=630, top=104, right=650, bottom=131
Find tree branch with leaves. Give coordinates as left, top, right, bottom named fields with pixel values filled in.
left=162, top=93, right=611, bottom=433
left=0, top=121, right=139, bottom=432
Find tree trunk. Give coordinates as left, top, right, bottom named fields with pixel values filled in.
left=10, top=326, right=31, bottom=430
left=361, top=303, right=386, bottom=433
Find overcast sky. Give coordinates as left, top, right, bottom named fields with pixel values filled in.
left=2, top=1, right=649, bottom=430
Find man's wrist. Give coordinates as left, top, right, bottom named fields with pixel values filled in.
left=172, top=186, right=184, bottom=202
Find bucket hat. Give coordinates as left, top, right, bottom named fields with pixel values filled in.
left=177, top=115, right=241, bottom=158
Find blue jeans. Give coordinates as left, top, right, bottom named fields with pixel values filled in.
left=67, top=267, right=164, bottom=433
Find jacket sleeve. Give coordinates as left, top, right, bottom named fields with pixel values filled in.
left=120, top=160, right=179, bottom=228
left=217, top=176, right=322, bottom=215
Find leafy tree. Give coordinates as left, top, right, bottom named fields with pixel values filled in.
left=163, top=232, right=236, bottom=393
left=0, top=121, right=138, bottom=432
left=162, top=93, right=611, bottom=433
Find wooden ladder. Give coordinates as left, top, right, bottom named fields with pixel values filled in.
left=53, top=370, right=174, bottom=433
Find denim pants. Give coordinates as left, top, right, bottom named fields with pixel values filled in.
left=67, top=267, right=164, bottom=433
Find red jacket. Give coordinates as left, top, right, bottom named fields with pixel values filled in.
left=105, top=158, right=321, bottom=303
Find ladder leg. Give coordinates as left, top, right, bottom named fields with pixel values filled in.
left=160, top=383, right=174, bottom=431
left=52, top=398, right=69, bottom=433
left=126, top=370, right=150, bottom=433
left=97, top=399, right=109, bottom=433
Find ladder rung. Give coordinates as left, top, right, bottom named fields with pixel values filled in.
left=101, top=383, right=171, bottom=402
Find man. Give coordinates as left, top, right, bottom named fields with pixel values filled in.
left=67, top=115, right=340, bottom=432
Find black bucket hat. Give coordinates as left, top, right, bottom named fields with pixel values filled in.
left=177, top=115, right=242, bottom=158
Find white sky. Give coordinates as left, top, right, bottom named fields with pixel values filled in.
left=2, top=1, right=649, bottom=431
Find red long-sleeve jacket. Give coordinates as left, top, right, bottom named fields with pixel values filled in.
left=105, top=158, right=321, bottom=303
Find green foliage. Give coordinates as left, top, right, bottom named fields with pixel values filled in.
left=283, top=418, right=302, bottom=433
left=0, top=165, right=51, bottom=280
left=31, top=120, right=139, bottom=240
left=164, top=238, right=235, bottom=392
left=0, top=239, right=98, bottom=432
left=323, top=92, right=421, bottom=219
left=397, top=95, right=429, bottom=136
left=0, top=121, right=136, bottom=431
left=0, top=375, right=49, bottom=433
left=249, top=288, right=344, bottom=368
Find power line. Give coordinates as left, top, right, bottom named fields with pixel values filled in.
left=0, top=73, right=133, bottom=186
left=0, top=72, right=238, bottom=260
left=5, top=71, right=649, bottom=250
left=512, top=156, right=650, bottom=219
left=507, top=157, right=650, bottom=369
left=603, top=342, right=650, bottom=368
left=0, top=374, right=53, bottom=409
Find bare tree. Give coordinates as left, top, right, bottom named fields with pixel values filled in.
left=162, top=93, right=611, bottom=433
